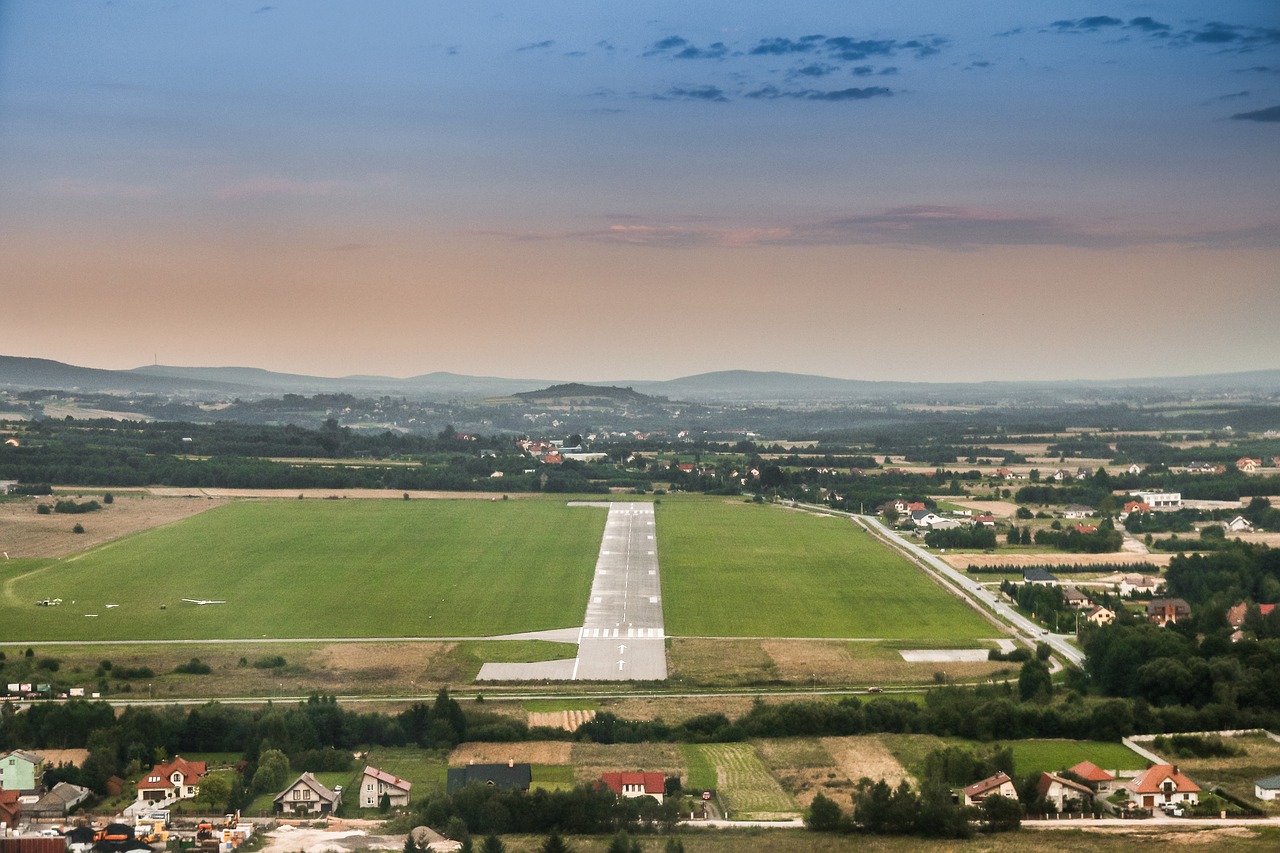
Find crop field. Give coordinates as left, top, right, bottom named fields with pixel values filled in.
left=1002, top=739, right=1149, bottom=775
left=1, top=499, right=606, bottom=641
left=680, top=743, right=795, bottom=819
left=657, top=499, right=995, bottom=640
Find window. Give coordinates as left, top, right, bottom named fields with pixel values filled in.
left=303, top=789, right=311, bottom=800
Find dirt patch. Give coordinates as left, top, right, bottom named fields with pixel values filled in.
left=34, top=748, right=89, bottom=767
left=946, top=552, right=1173, bottom=569
left=758, top=640, right=1010, bottom=687
left=314, top=642, right=452, bottom=684
left=605, top=695, right=760, bottom=723
left=258, top=826, right=403, bottom=853
left=940, top=499, right=1022, bottom=518
left=0, top=494, right=215, bottom=558
left=448, top=741, right=572, bottom=766
left=528, top=710, right=596, bottom=731
left=823, top=736, right=913, bottom=787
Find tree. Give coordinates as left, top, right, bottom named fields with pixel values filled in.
left=662, top=840, right=685, bottom=853
left=196, top=773, right=231, bottom=811
left=103, top=493, right=114, bottom=504
left=980, top=794, right=1022, bottom=832
left=480, top=837, right=505, bottom=853
left=252, top=748, right=290, bottom=794
left=379, top=792, right=391, bottom=812
left=1018, top=658, right=1052, bottom=703
left=805, top=792, right=844, bottom=831
left=540, top=832, right=572, bottom=853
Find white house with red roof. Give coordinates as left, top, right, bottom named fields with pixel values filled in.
left=600, top=771, right=666, bottom=803
left=1123, top=764, right=1200, bottom=809
left=135, top=756, right=207, bottom=805
left=360, top=766, right=411, bottom=809
left=1069, top=760, right=1116, bottom=794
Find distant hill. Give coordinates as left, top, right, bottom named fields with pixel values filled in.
left=4, top=355, right=1280, bottom=405
left=510, top=383, right=662, bottom=405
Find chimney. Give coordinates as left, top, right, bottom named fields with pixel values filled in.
left=1172, top=765, right=1178, bottom=776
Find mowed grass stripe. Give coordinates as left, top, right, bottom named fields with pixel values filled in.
left=658, top=500, right=993, bottom=640
left=684, top=743, right=794, bottom=816
left=3, top=500, right=606, bottom=641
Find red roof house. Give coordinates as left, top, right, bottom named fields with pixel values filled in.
left=1125, top=764, right=1200, bottom=808
left=135, top=756, right=207, bottom=804
left=1069, top=761, right=1115, bottom=793
left=600, top=772, right=666, bottom=803
left=0, top=787, right=21, bottom=827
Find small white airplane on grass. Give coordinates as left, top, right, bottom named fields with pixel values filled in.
left=182, top=598, right=227, bottom=606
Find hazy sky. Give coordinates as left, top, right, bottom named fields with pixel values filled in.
left=1, top=2, right=1278, bottom=383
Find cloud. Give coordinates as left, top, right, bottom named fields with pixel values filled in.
left=746, top=85, right=891, bottom=101
left=645, top=36, right=728, bottom=59
left=1040, top=16, right=1280, bottom=53
left=1050, top=16, right=1124, bottom=33
left=488, top=205, right=1280, bottom=251
left=1231, top=104, right=1280, bottom=122
left=251, top=6, right=272, bottom=14
left=1182, top=22, right=1280, bottom=50
left=516, top=40, right=555, bottom=52
left=748, top=35, right=825, bottom=56
left=644, top=35, right=689, bottom=56
left=1234, top=65, right=1279, bottom=74
left=654, top=85, right=729, bottom=102
left=793, top=64, right=837, bottom=78
left=1126, top=17, right=1169, bottom=33
left=1210, top=90, right=1250, bottom=102
left=213, top=177, right=342, bottom=200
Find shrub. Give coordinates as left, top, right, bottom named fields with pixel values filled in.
left=175, top=658, right=212, bottom=675
left=252, top=655, right=287, bottom=669
left=72, top=523, right=85, bottom=534
left=36, top=504, right=51, bottom=515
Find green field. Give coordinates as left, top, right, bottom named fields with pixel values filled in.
left=1001, top=739, right=1149, bottom=774
left=1, top=500, right=606, bottom=641
left=658, top=500, right=995, bottom=639
left=680, top=743, right=795, bottom=819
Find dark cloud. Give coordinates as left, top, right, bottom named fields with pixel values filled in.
left=746, top=85, right=891, bottom=101
left=794, top=64, right=838, bottom=77
left=675, top=42, right=728, bottom=60
left=656, top=85, right=729, bottom=102
left=564, top=51, right=586, bottom=58
left=1234, top=65, right=1279, bottom=74
left=252, top=6, right=272, bottom=14
left=967, top=60, right=992, bottom=69
left=644, top=35, right=689, bottom=55
left=1212, top=90, right=1250, bottom=102
left=822, top=36, right=899, bottom=60
left=1182, top=22, right=1280, bottom=50
left=644, top=36, right=728, bottom=59
left=1126, top=17, right=1169, bottom=33
left=516, top=40, right=555, bottom=52
left=1051, top=17, right=1123, bottom=33
left=1231, top=104, right=1280, bottom=122
left=749, top=35, right=824, bottom=56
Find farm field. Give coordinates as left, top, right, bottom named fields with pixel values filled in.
left=657, top=499, right=995, bottom=640
left=1, top=499, right=607, bottom=641
left=680, top=742, right=795, bottom=819
left=1001, top=739, right=1150, bottom=775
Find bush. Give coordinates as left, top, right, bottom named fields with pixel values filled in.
left=175, top=658, right=212, bottom=675
left=72, top=523, right=85, bottom=534
left=252, top=655, right=287, bottom=669
left=103, top=493, right=114, bottom=504
left=36, top=504, right=51, bottom=515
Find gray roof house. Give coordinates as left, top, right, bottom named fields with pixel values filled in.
left=274, top=772, right=342, bottom=816
left=446, top=762, right=532, bottom=795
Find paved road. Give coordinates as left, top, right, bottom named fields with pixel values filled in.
left=478, top=501, right=667, bottom=681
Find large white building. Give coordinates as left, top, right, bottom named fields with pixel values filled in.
left=1132, top=491, right=1182, bottom=509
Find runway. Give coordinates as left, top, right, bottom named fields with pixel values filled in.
left=477, top=501, right=667, bottom=681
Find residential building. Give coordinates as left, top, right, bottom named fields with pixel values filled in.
left=1063, top=505, right=1093, bottom=519
left=275, top=772, right=342, bottom=816
left=1146, top=598, right=1192, bottom=626
left=1118, top=574, right=1163, bottom=596
left=1224, top=515, right=1254, bottom=533
left=1133, top=491, right=1182, bottom=509
left=1062, top=587, right=1091, bottom=609
left=135, top=756, right=206, bottom=805
left=962, top=771, right=1018, bottom=806
left=1024, top=568, right=1059, bottom=585
left=1237, top=457, right=1262, bottom=473
left=0, top=788, right=20, bottom=828
left=1036, top=772, right=1093, bottom=812
left=0, top=749, right=43, bottom=792
left=600, top=772, right=666, bottom=803
left=360, top=767, right=411, bottom=809
left=27, top=782, right=91, bottom=819
left=446, top=762, right=532, bottom=795
left=1124, top=764, right=1200, bottom=809
left=1084, top=605, right=1115, bottom=626
left=1255, top=774, right=1280, bottom=801
left=1069, top=761, right=1116, bottom=795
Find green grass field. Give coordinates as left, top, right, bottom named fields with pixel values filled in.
left=1001, top=739, right=1149, bottom=774
left=680, top=743, right=795, bottom=818
left=658, top=500, right=995, bottom=639
left=1, top=500, right=607, bottom=641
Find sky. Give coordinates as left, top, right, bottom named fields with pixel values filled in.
left=1, top=1, right=1278, bottom=384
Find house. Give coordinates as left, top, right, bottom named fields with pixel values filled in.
left=446, top=762, right=532, bottom=795
left=0, top=480, right=18, bottom=495
left=1122, top=501, right=1152, bottom=516
left=1124, top=764, right=1200, bottom=809
left=1237, top=457, right=1262, bottom=473
left=0, top=749, right=44, bottom=792
left=1118, top=574, right=1164, bottom=596
left=1146, top=598, right=1192, bottom=626
left=1226, top=602, right=1276, bottom=631
left=1126, top=463, right=1143, bottom=475
left=1084, top=605, right=1115, bottom=626
left=360, top=766, right=411, bottom=809
left=1036, top=772, right=1093, bottom=812
left=27, top=782, right=91, bottom=819
left=1063, top=505, right=1093, bottom=520
left=1133, top=491, right=1182, bottom=510
left=1072, top=524, right=1098, bottom=535
left=1062, top=587, right=1091, bottom=609
left=1050, top=469, right=1073, bottom=482
left=1069, top=761, right=1116, bottom=795
left=1185, top=461, right=1225, bottom=475
left=962, top=771, right=1018, bottom=806
left=275, top=772, right=342, bottom=816
left=135, top=756, right=206, bottom=804
left=927, top=518, right=963, bottom=531
left=1255, top=774, right=1280, bottom=801
left=1075, top=467, right=1093, bottom=481
left=600, top=772, right=666, bottom=803
left=1224, top=515, right=1254, bottom=533
left=0, top=787, right=20, bottom=828
left=971, top=514, right=996, bottom=527
left=993, top=468, right=1021, bottom=480
left=1024, top=568, right=1059, bottom=585
left=909, top=509, right=947, bottom=528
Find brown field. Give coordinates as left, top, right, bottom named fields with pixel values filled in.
left=528, top=710, right=597, bottom=731
left=946, top=553, right=1173, bottom=569
left=823, top=736, right=914, bottom=788
left=754, top=738, right=844, bottom=809
left=569, top=742, right=685, bottom=784
left=759, top=640, right=1011, bottom=687
left=942, top=499, right=1022, bottom=518
left=604, top=695, right=762, bottom=723
left=448, top=740, right=572, bottom=766
left=667, top=639, right=780, bottom=687
left=0, top=494, right=215, bottom=558
left=33, top=748, right=89, bottom=767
